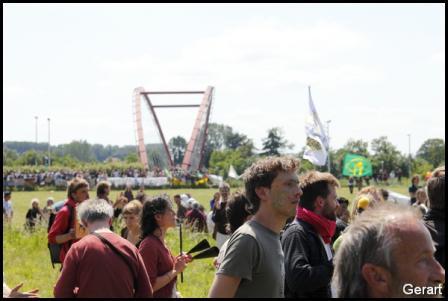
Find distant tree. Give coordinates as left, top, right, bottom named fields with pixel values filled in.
left=62, top=140, right=95, bottom=162
left=261, top=127, right=291, bottom=156
left=412, top=157, right=434, bottom=178
left=416, top=138, right=445, bottom=168
left=3, top=141, right=48, bottom=154
left=91, top=144, right=111, bottom=162
left=370, top=136, right=402, bottom=173
left=125, top=152, right=139, bottom=163
left=342, top=139, right=369, bottom=157
left=169, top=136, right=187, bottom=165
left=16, top=150, right=45, bottom=166
left=238, top=139, right=255, bottom=157
left=208, top=148, right=256, bottom=178
left=224, top=132, right=249, bottom=150
left=3, top=148, right=19, bottom=166
left=203, top=123, right=235, bottom=167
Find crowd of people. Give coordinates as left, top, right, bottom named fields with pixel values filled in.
left=3, top=156, right=445, bottom=298
left=2, top=165, right=211, bottom=191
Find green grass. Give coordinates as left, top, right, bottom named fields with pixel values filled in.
left=3, top=183, right=410, bottom=297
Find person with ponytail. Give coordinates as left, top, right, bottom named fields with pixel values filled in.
left=281, top=171, right=340, bottom=298
left=138, top=195, right=192, bottom=298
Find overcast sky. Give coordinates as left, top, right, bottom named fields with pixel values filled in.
left=3, top=4, right=445, bottom=156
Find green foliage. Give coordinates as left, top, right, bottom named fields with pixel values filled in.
left=61, top=140, right=95, bottom=162
left=125, top=152, right=139, bottom=163
left=411, top=157, right=434, bottom=178
left=3, top=148, right=19, bottom=165
left=203, top=123, right=253, bottom=168
left=208, top=148, right=255, bottom=179
left=169, top=136, right=187, bottom=165
left=15, top=150, right=45, bottom=166
left=261, top=127, right=292, bottom=156
left=416, top=138, right=445, bottom=168
left=370, top=136, right=402, bottom=173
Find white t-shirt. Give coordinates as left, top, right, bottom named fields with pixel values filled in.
left=3, top=199, right=13, bottom=218
left=318, top=235, right=333, bottom=261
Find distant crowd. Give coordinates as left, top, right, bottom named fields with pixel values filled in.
left=2, top=166, right=208, bottom=190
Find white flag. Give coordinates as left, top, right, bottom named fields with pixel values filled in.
left=303, top=86, right=328, bottom=166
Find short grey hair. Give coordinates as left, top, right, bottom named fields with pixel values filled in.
left=78, top=199, right=114, bottom=225
left=219, top=182, right=230, bottom=190
left=332, top=203, right=422, bottom=298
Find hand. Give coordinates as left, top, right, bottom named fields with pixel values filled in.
left=9, top=283, right=39, bottom=298
left=68, top=228, right=76, bottom=240
left=213, top=257, right=219, bottom=269
left=179, top=252, right=193, bottom=263
left=174, top=256, right=187, bottom=273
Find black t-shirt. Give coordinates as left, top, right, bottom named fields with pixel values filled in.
left=408, top=184, right=418, bottom=194
left=26, top=207, right=41, bottom=220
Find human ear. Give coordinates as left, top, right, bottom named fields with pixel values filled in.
left=315, top=196, right=325, bottom=210
left=361, top=263, right=391, bottom=296
left=255, top=186, right=268, bottom=202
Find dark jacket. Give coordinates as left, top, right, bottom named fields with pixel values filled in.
left=423, top=209, right=445, bottom=269
left=281, top=219, right=334, bottom=298
left=211, top=201, right=228, bottom=235
left=332, top=218, right=348, bottom=244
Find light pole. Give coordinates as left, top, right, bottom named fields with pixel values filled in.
left=48, top=118, right=51, bottom=167
left=35, top=116, right=38, bottom=166
left=326, top=120, right=331, bottom=173
left=408, top=134, right=412, bottom=177
left=34, top=116, right=38, bottom=144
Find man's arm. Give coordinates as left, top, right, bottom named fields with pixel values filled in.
left=48, top=208, right=75, bottom=244
left=208, top=274, right=241, bottom=298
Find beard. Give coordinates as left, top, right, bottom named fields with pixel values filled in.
left=322, top=203, right=337, bottom=221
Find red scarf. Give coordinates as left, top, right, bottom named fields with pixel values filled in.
left=296, top=206, right=336, bottom=244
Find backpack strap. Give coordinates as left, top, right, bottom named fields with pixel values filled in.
left=66, top=204, right=75, bottom=248
left=91, top=232, right=138, bottom=294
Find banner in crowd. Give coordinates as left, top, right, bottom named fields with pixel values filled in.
left=303, top=86, right=328, bottom=166
left=342, top=154, right=373, bottom=177
left=108, top=177, right=169, bottom=187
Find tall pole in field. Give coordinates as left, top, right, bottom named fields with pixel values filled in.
left=408, top=134, right=412, bottom=177
left=179, top=219, right=183, bottom=283
left=35, top=116, right=38, bottom=144
left=326, top=120, right=331, bottom=173
left=35, top=116, right=38, bottom=166
left=48, top=118, right=51, bottom=167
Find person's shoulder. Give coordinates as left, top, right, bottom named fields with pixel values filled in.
left=139, top=235, right=159, bottom=247
left=104, top=232, right=138, bottom=250
left=227, top=229, right=259, bottom=251
left=282, top=220, right=311, bottom=239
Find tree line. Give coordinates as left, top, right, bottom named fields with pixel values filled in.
left=3, top=123, right=445, bottom=179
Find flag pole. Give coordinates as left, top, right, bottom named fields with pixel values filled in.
left=179, top=219, right=184, bottom=283
left=326, top=120, right=331, bottom=173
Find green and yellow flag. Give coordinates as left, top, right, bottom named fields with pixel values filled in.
left=342, top=154, right=372, bottom=177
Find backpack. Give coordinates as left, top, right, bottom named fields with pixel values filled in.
left=48, top=204, right=74, bottom=268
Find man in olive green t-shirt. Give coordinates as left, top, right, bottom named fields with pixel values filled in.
left=208, top=156, right=303, bottom=298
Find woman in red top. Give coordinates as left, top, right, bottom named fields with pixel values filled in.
left=139, top=196, right=192, bottom=298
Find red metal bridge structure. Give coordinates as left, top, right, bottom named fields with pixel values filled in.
left=132, top=86, right=214, bottom=173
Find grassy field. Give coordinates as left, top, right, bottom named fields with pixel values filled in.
left=3, top=184, right=409, bottom=298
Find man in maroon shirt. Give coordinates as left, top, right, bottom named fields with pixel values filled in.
left=54, top=199, right=153, bottom=298
left=185, top=201, right=207, bottom=232
left=48, top=178, right=89, bottom=264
